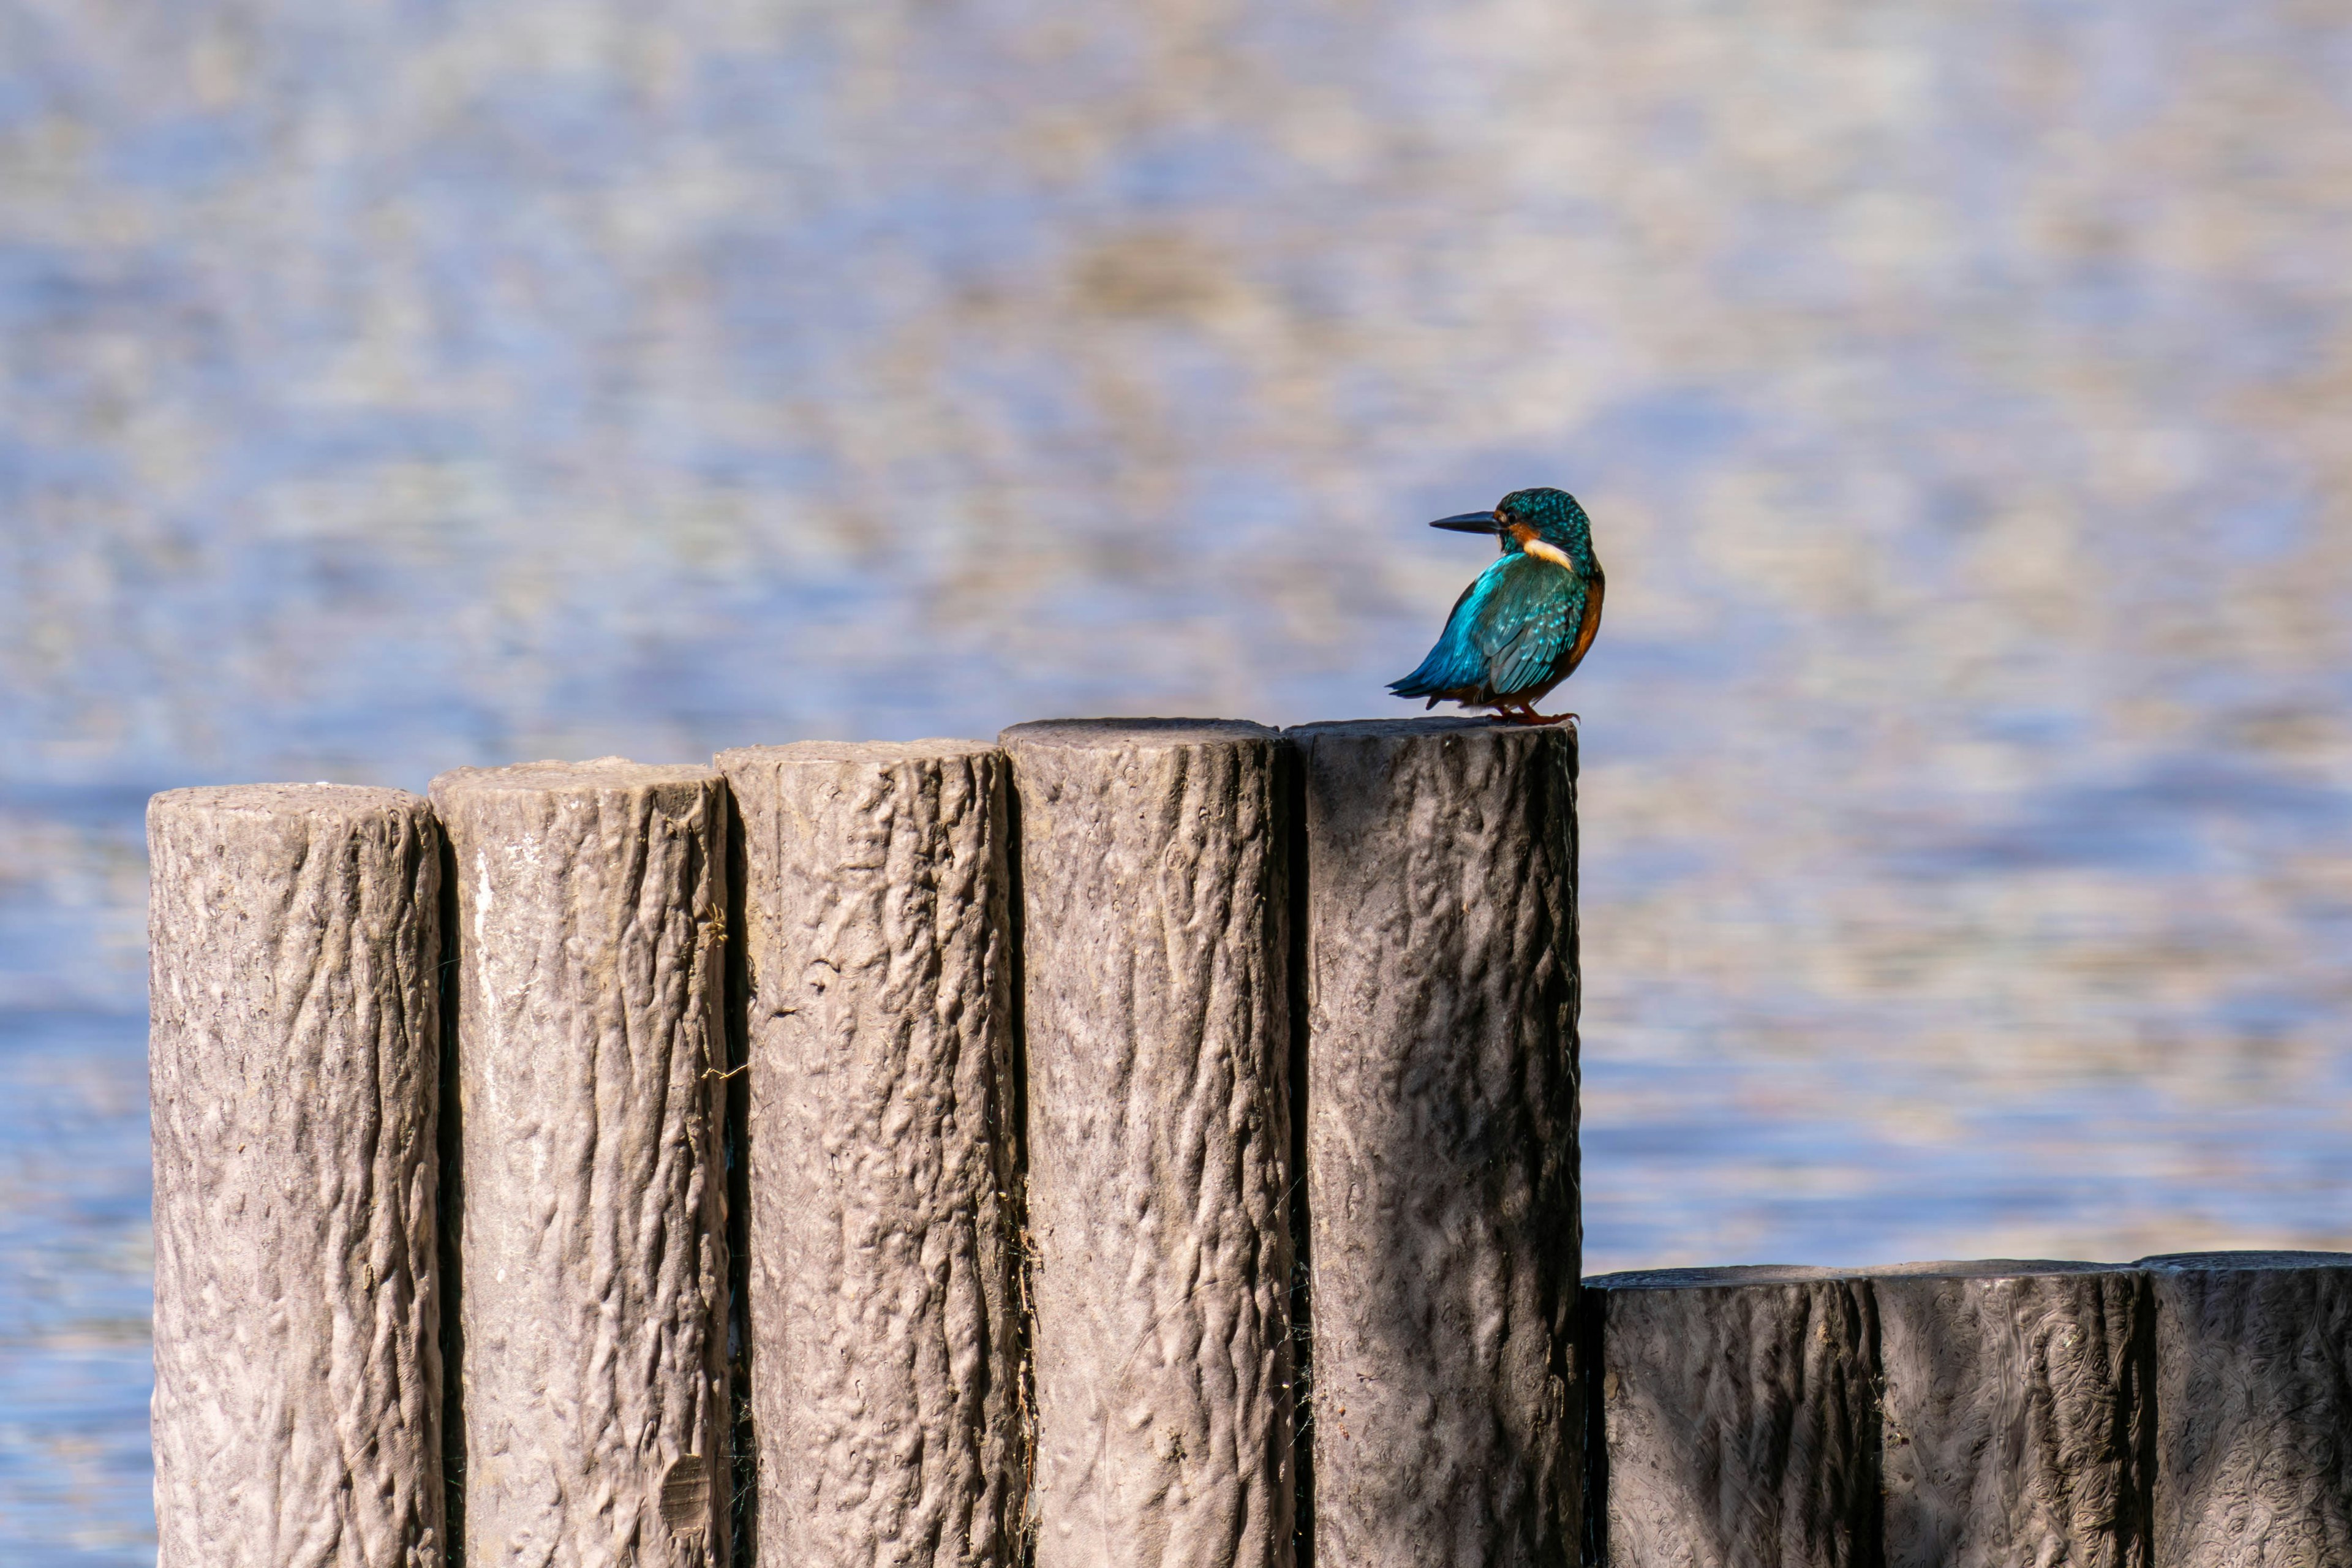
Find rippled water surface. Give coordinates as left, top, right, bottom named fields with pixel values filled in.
left=6, top=1, right=2352, bottom=1557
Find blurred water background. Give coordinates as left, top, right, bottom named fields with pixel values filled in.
left=4, top=0, right=2351, bottom=1557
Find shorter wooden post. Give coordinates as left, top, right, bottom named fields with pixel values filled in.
left=716, top=741, right=1024, bottom=1568
left=431, top=760, right=731, bottom=1568
left=1871, top=1261, right=2151, bottom=1568
left=1587, top=1266, right=1877, bottom=1568
left=147, top=785, right=445, bottom=1568
left=2139, top=1251, right=2352, bottom=1568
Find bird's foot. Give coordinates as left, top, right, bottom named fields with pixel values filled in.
left=1496, top=705, right=1578, bottom=727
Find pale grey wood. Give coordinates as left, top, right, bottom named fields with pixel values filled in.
left=148, top=784, right=446, bottom=1568
left=1588, top=1266, right=1876, bottom=1568
left=1000, top=719, right=1294, bottom=1568
left=716, top=740, right=1023, bottom=1568
left=431, top=760, right=731, bottom=1568
left=2138, top=1251, right=2352, bottom=1568
left=1288, top=717, right=1581, bottom=1568
left=1870, top=1261, right=2151, bottom=1568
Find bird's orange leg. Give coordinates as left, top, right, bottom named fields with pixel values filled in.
left=1496, top=703, right=1577, bottom=726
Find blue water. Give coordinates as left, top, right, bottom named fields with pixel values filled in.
left=7, top=1, right=2352, bottom=1557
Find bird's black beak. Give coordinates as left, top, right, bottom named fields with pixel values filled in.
left=1428, top=510, right=1502, bottom=533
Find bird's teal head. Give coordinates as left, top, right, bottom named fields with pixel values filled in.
left=1428, top=486, right=1598, bottom=574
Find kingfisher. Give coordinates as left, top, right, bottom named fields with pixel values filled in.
left=1388, top=486, right=1604, bottom=726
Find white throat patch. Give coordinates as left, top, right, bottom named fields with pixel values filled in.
left=1522, top=538, right=1575, bottom=571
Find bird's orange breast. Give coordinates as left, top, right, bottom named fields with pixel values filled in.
left=1564, top=575, right=1604, bottom=676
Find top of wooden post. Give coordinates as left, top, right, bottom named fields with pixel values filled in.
left=998, top=718, right=1275, bottom=752
left=2137, top=1250, right=2352, bottom=1273
left=149, top=782, right=428, bottom=823
left=429, top=757, right=720, bottom=801
left=1287, top=716, right=1518, bottom=741
left=1586, top=1263, right=1856, bottom=1291
left=1862, top=1258, right=2135, bottom=1280
left=716, top=738, right=998, bottom=771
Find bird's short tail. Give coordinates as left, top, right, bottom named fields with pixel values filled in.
left=1388, top=654, right=1457, bottom=703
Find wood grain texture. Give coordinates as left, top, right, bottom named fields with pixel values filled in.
left=2138, top=1251, right=2352, bottom=1568
left=1287, top=717, right=1581, bottom=1568
left=1871, top=1261, right=2152, bottom=1568
left=716, top=741, right=1023, bottom=1568
left=431, top=760, right=731, bottom=1568
left=1000, top=719, right=1294, bottom=1568
left=148, top=784, right=446, bottom=1568
left=1589, top=1266, right=1876, bottom=1568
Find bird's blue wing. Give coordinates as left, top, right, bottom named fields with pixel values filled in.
left=1390, top=552, right=1583, bottom=699
left=1473, top=554, right=1583, bottom=697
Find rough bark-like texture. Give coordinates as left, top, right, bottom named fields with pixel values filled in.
left=1287, top=717, right=1580, bottom=1568
left=431, top=761, right=730, bottom=1568
left=1871, top=1262, right=2152, bottom=1568
left=148, top=784, right=445, bottom=1568
left=2138, top=1251, right=2352, bottom=1568
left=1000, top=719, right=1294, bottom=1568
left=1589, top=1266, right=1877, bottom=1568
left=715, top=741, right=1023, bottom=1568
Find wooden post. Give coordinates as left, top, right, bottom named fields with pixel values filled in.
left=430, top=761, right=731, bottom=1568
left=1287, top=717, right=1581, bottom=1568
left=1871, top=1262, right=2152, bottom=1568
left=2139, top=1251, right=2352, bottom=1567
left=1588, top=1265, right=1877, bottom=1568
left=147, top=785, right=445, bottom=1568
left=715, top=741, right=1024, bottom=1567
left=999, top=719, right=1294, bottom=1568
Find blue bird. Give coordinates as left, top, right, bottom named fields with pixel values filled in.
left=1389, top=487, right=1604, bottom=726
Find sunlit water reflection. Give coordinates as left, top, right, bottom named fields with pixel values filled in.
left=6, top=0, right=2351, bottom=1557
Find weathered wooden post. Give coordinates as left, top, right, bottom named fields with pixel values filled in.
left=1287, top=717, right=1581, bottom=1568
left=2139, top=1251, right=2352, bottom=1567
left=1588, top=1265, right=1877, bottom=1568
left=148, top=785, right=446, bottom=1568
left=715, top=740, right=1025, bottom=1567
left=430, top=760, right=731, bottom=1567
left=999, top=719, right=1295, bottom=1568
left=1871, top=1261, right=2152, bottom=1568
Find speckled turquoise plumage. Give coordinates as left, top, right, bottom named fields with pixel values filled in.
left=1389, top=486, right=1604, bottom=725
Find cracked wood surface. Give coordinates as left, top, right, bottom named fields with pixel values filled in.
left=1289, top=717, right=1581, bottom=1568
left=431, top=760, right=730, bottom=1568
left=2140, top=1251, right=2352, bottom=1568
left=1591, top=1266, right=1877, bottom=1568
left=148, top=784, right=447, bottom=1568
left=1872, top=1261, right=2151, bottom=1568
left=717, top=740, right=1023, bottom=1568
left=1001, top=719, right=1294, bottom=1568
